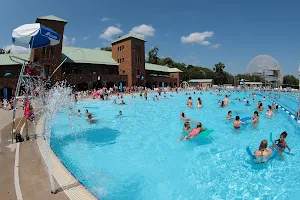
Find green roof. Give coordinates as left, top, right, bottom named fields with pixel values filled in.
left=145, top=63, right=182, bottom=73
left=62, top=47, right=118, bottom=65
left=0, top=54, right=29, bottom=65
left=111, top=33, right=146, bottom=44
left=37, top=15, right=68, bottom=23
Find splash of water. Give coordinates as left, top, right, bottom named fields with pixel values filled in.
left=32, top=81, right=73, bottom=193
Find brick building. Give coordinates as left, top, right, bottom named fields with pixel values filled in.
left=0, top=15, right=182, bottom=100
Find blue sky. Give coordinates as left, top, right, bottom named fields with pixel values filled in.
left=1, top=0, right=299, bottom=75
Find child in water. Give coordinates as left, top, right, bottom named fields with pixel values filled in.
left=77, top=109, right=81, bottom=116
left=273, top=131, right=291, bottom=156
left=226, top=111, right=232, bottom=120
left=233, top=116, right=246, bottom=129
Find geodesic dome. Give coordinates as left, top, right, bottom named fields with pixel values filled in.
left=247, top=55, right=280, bottom=73
left=246, top=55, right=282, bottom=82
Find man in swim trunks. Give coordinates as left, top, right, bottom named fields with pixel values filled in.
left=223, top=95, right=230, bottom=106
left=233, top=116, right=246, bottom=129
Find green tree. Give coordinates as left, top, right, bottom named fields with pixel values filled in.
left=283, top=75, right=298, bottom=86
left=147, top=47, right=160, bottom=64
left=0, top=48, right=5, bottom=54
left=213, top=62, right=225, bottom=85
left=100, top=46, right=112, bottom=51
left=158, top=57, right=174, bottom=66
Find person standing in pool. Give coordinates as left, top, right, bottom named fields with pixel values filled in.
left=187, top=97, right=193, bottom=108
left=254, top=140, right=273, bottom=163
left=266, top=105, right=274, bottom=118
left=77, top=109, right=81, bottom=116
left=223, top=95, right=230, bottom=106
left=196, top=98, right=202, bottom=108
left=220, top=100, right=225, bottom=107
left=272, top=131, right=291, bottom=156
left=233, top=116, right=246, bottom=129
left=251, top=111, right=259, bottom=124
left=245, top=101, right=250, bottom=106
left=257, top=102, right=264, bottom=111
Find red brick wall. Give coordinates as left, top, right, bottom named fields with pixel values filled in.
left=30, top=18, right=67, bottom=82
left=170, top=72, right=181, bottom=87
left=112, top=40, right=132, bottom=86
left=112, top=38, right=146, bottom=87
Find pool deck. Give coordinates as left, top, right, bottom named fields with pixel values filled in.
left=0, top=108, right=96, bottom=200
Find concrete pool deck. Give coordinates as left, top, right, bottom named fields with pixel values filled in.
left=0, top=108, right=96, bottom=200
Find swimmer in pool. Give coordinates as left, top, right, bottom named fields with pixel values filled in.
left=272, top=131, right=291, bottom=156
left=77, top=109, right=81, bottom=116
left=275, top=105, right=279, bottom=112
left=243, top=98, right=246, bottom=102
left=238, top=98, right=242, bottom=102
left=257, top=102, right=264, bottom=111
left=183, top=121, right=191, bottom=132
left=220, top=100, right=225, bottom=107
left=245, top=101, right=250, bottom=106
left=113, top=99, right=117, bottom=104
left=120, top=100, right=126, bottom=105
left=223, top=95, right=230, bottom=106
left=187, top=97, right=193, bottom=108
left=233, top=116, right=246, bottom=129
left=252, top=98, right=255, bottom=103
left=266, top=105, right=274, bottom=118
left=156, top=95, right=159, bottom=101
left=262, top=96, right=266, bottom=101
left=87, top=113, right=96, bottom=123
left=118, top=111, right=122, bottom=116
left=271, top=102, right=276, bottom=110
left=251, top=111, right=259, bottom=124
left=226, top=111, right=232, bottom=120
left=180, top=112, right=190, bottom=121
left=85, top=109, right=89, bottom=115
left=196, top=98, right=202, bottom=108
left=178, top=123, right=206, bottom=141
left=254, top=140, right=273, bottom=164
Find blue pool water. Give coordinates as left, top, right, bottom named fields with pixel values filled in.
left=51, top=91, right=300, bottom=199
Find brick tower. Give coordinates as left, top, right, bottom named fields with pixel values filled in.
left=30, top=15, right=67, bottom=82
left=112, top=34, right=146, bottom=87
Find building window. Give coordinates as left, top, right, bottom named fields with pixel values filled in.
left=118, top=47, right=119, bottom=51
left=122, top=70, right=126, bottom=75
left=137, top=69, right=140, bottom=75
left=122, top=58, right=124, bottom=62
left=172, top=75, right=174, bottom=78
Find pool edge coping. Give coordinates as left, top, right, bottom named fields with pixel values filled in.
left=36, top=116, right=97, bottom=200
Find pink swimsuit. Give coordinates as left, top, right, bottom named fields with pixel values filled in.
left=189, top=129, right=200, bottom=137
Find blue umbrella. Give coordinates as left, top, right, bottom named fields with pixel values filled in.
left=4, top=73, right=12, bottom=77
left=12, top=23, right=60, bottom=49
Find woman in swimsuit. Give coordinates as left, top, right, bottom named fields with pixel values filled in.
left=220, top=100, right=225, bottom=107
left=258, top=102, right=264, bottom=111
left=179, top=123, right=206, bottom=141
left=180, top=112, right=189, bottom=121
left=251, top=111, right=259, bottom=124
left=266, top=105, right=274, bottom=118
left=254, top=140, right=273, bottom=163
left=187, top=97, right=193, bottom=108
left=233, top=116, right=246, bottom=129
left=196, top=98, right=202, bottom=108
left=273, top=131, right=291, bottom=156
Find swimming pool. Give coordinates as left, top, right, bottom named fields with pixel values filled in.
left=51, top=91, right=300, bottom=199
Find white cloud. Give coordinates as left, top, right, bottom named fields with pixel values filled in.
left=100, top=26, right=123, bottom=41
left=211, top=44, right=221, bottom=49
left=71, top=37, right=76, bottom=44
left=130, top=24, right=155, bottom=38
left=3, top=45, right=30, bottom=54
left=63, top=35, right=76, bottom=46
left=101, top=17, right=110, bottom=22
left=63, top=35, right=69, bottom=46
left=181, top=31, right=214, bottom=45
left=83, top=36, right=90, bottom=40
